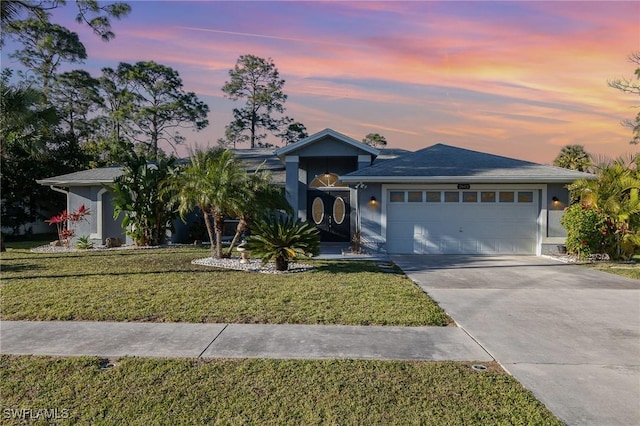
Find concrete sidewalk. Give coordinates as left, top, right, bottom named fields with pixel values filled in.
left=0, top=321, right=492, bottom=361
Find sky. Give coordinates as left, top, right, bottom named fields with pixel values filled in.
left=2, top=0, right=639, bottom=164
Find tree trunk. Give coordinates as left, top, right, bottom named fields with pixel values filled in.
left=275, top=255, right=288, bottom=271
left=203, top=210, right=215, bottom=259
left=213, top=210, right=225, bottom=259
left=226, top=218, right=248, bottom=257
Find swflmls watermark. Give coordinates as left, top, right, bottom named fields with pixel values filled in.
left=3, top=408, right=70, bottom=420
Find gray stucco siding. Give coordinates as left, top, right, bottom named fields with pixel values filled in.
left=292, top=137, right=368, bottom=157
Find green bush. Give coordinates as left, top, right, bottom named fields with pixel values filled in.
left=246, top=215, right=320, bottom=271
left=560, top=204, right=605, bottom=258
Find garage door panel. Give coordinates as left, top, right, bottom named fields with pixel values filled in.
left=386, top=189, right=538, bottom=255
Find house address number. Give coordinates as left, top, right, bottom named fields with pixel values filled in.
left=457, top=184, right=471, bottom=189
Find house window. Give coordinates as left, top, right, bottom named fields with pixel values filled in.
left=333, top=197, right=346, bottom=224
left=425, top=191, right=441, bottom=202
left=481, top=192, right=496, bottom=202
left=311, top=197, right=324, bottom=224
left=518, top=192, right=533, bottom=203
left=407, top=191, right=423, bottom=202
left=444, top=192, right=459, bottom=203
left=309, top=173, right=347, bottom=188
left=462, top=192, right=477, bottom=203
left=499, top=192, right=514, bottom=202
left=389, top=191, right=405, bottom=202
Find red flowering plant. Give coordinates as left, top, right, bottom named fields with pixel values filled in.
left=46, top=205, right=91, bottom=247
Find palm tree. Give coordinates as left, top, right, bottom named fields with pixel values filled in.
left=553, top=145, right=591, bottom=172
left=246, top=215, right=320, bottom=271
left=172, top=148, right=247, bottom=258
left=225, top=167, right=292, bottom=256
left=569, top=154, right=640, bottom=258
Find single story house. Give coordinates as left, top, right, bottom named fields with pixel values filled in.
left=37, top=128, right=595, bottom=255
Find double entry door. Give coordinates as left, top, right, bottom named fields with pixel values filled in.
left=307, top=190, right=350, bottom=242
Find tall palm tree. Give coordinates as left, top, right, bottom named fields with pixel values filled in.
left=172, top=148, right=247, bottom=258
left=553, top=144, right=592, bottom=172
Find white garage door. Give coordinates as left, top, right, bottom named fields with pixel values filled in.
left=386, top=189, right=538, bottom=254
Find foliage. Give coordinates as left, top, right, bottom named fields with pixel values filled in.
left=567, top=154, right=640, bottom=259
left=106, top=61, right=210, bottom=159
left=609, top=52, right=640, bottom=145
left=278, top=119, right=308, bottom=145
left=221, top=54, right=303, bottom=148
left=1, top=247, right=451, bottom=325
left=1, top=356, right=562, bottom=425
left=246, top=215, right=320, bottom=271
left=560, top=204, right=606, bottom=258
left=46, top=204, right=91, bottom=247
left=170, top=148, right=247, bottom=258
left=362, top=132, right=388, bottom=149
left=112, top=151, right=178, bottom=246
left=1, top=0, right=131, bottom=44
left=553, top=144, right=591, bottom=171
left=75, top=235, right=94, bottom=249
left=7, top=18, right=88, bottom=97
left=225, top=167, right=292, bottom=256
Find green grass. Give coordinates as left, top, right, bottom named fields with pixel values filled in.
left=584, top=261, right=640, bottom=280
left=0, top=355, right=562, bottom=425
left=0, top=246, right=450, bottom=326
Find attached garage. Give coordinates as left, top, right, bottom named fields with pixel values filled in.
left=385, top=187, right=539, bottom=254
left=340, top=143, right=595, bottom=256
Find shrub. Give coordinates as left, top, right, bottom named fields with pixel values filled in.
left=560, top=204, right=605, bottom=258
left=246, top=215, right=320, bottom=271
left=75, top=235, right=94, bottom=250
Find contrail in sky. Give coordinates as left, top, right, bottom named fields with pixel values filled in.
left=176, top=26, right=363, bottom=48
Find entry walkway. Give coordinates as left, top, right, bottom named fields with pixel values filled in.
left=0, top=321, right=492, bottom=361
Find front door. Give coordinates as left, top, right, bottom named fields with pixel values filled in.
left=307, top=190, right=350, bottom=242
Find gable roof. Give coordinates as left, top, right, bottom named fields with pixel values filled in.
left=341, top=143, right=596, bottom=183
left=36, top=166, right=125, bottom=186
left=274, top=128, right=380, bottom=159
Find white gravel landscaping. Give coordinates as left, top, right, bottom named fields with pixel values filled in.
left=191, top=257, right=314, bottom=274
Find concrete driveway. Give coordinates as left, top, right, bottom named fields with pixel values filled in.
left=392, top=255, right=640, bottom=426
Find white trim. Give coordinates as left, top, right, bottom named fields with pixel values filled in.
left=89, top=188, right=108, bottom=240
left=341, top=175, right=593, bottom=183
left=275, top=128, right=380, bottom=158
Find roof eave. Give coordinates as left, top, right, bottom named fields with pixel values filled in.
left=36, top=180, right=114, bottom=186
left=339, top=175, right=597, bottom=184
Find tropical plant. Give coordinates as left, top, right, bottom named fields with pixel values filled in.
left=245, top=215, right=320, bottom=271
left=46, top=204, right=91, bottom=247
left=170, top=148, right=247, bottom=258
left=567, top=154, right=640, bottom=259
left=112, top=151, right=178, bottom=246
left=225, top=168, right=292, bottom=257
left=76, top=235, right=94, bottom=249
left=553, top=144, right=591, bottom=171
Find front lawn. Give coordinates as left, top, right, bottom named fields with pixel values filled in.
left=0, top=355, right=562, bottom=425
left=0, top=246, right=450, bottom=326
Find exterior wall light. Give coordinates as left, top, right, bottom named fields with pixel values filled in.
left=370, top=196, right=377, bottom=205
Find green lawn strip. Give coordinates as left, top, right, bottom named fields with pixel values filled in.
left=0, top=355, right=561, bottom=425
left=1, top=247, right=450, bottom=326
left=583, top=262, right=640, bottom=280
